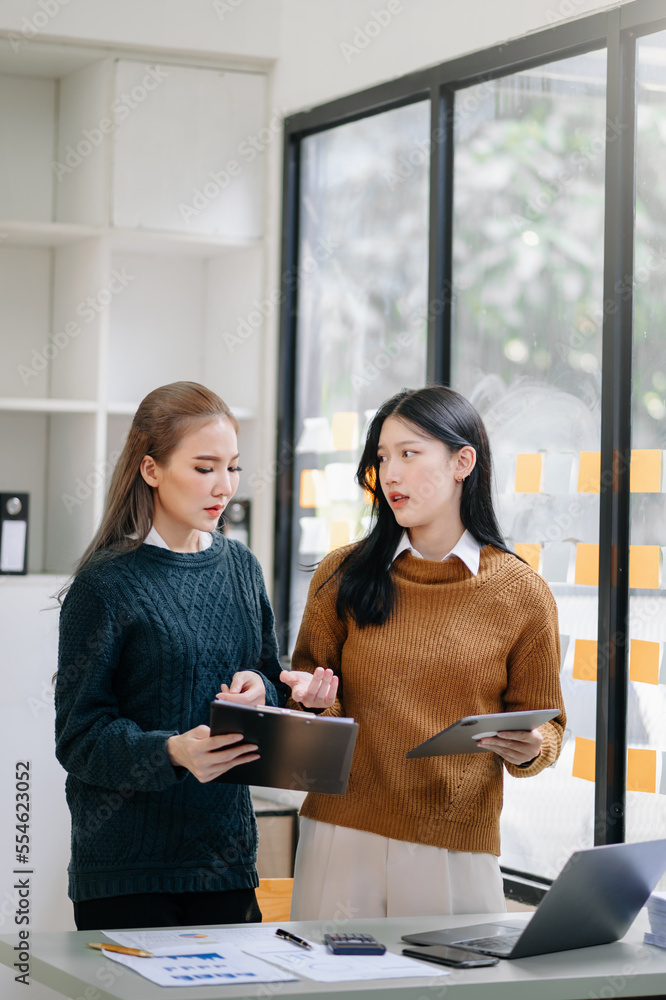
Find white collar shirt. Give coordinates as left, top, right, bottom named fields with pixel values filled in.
left=143, top=525, right=214, bottom=551
left=390, top=528, right=481, bottom=576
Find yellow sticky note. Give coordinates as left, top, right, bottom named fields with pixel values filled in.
left=630, top=639, right=660, bottom=685
left=514, top=543, right=541, bottom=573
left=629, top=546, right=660, bottom=589
left=515, top=454, right=543, bottom=493
left=572, top=736, right=596, bottom=782
left=578, top=452, right=600, bottom=493
left=575, top=543, right=599, bottom=586
left=630, top=450, right=662, bottom=493
left=329, top=520, right=352, bottom=551
left=331, top=412, right=359, bottom=451
left=299, top=469, right=328, bottom=508
left=627, top=748, right=656, bottom=793
left=572, top=639, right=597, bottom=681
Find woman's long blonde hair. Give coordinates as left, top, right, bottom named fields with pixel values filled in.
left=71, top=381, right=238, bottom=581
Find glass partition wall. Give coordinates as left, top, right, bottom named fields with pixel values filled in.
left=277, top=0, right=666, bottom=893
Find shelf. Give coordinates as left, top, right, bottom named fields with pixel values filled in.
left=0, top=220, right=263, bottom=255
left=0, top=398, right=98, bottom=414
left=107, top=401, right=255, bottom=420
left=0, top=221, right=104, bottom=247
left=108, top=228, right=263, bottom=258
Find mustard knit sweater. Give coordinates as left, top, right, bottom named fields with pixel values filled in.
left=290, top=544, right=565, bottom=856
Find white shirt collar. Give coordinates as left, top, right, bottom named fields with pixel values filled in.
left=143, top=525, right=214, bottom=551
left=391, top=528, right=481, bottom=576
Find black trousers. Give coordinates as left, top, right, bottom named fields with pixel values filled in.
left=73, top=888, right=262, bottom=930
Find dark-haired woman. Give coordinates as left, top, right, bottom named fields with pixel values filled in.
left=55, top=381, right=286, bottom=930
left=280, top=386, right=565, bottom=920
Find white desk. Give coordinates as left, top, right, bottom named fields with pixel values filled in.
left=1, top=912, right=666, bottom=1000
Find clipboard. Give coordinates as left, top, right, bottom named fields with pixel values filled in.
left=406, top=708, right=560, bottom=758
left=209, top=700, right=359, bottom=794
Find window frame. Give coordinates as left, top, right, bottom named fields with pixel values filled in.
left=274, top=0, right=666, bottom=895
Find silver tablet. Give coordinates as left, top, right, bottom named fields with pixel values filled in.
left=406, top=708, right=561, bottom=758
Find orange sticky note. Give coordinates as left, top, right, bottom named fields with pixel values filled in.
left=573, top=639, right=597, bottom=681
left=329, top=520, right=352, bottom=550
left=331, top=412, right=359, bottom=451
left=514, top=543, right=541, bottom=573
left=299, top=469, right=328, bottom=508
left=629, top=546, right=660, bottom=589
left=630, top=450, right=662, bottom=493
left=572, top=736, right=596, bottom=782
left=515, top=454, right=542, bottom=493
left=575, top=543, right=599, bottom=586
left=627, top=748, right=656, bottom=793
left=578, top=452, right=600, bottom=493
left=630, top=639, right=660, bottom=685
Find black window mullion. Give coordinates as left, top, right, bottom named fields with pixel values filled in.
left=594, top=12, right=636, bottom=846
left=426, top=81, right=453, bottom=386
left=274, top=132, right=301, bottom=658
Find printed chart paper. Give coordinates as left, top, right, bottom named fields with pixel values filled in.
left=102, top=943, right=297, bottom=988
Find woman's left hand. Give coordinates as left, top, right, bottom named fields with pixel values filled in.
left=217, top=671, right=266, bottom=706
left=478, top=728, right=543, bottom=766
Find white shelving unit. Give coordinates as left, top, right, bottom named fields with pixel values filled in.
left=0, top=46, right=268, bottom=574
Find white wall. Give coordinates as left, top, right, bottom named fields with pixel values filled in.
left=274, top=0, right=620, bottom=113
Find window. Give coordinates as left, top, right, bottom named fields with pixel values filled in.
left=277, top=1, right=666, bottom=889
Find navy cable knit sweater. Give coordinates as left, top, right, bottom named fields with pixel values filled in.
left=55, top=532, right=287, bottom=901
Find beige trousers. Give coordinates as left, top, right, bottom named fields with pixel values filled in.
left=290, top=817, right=506, bottom=920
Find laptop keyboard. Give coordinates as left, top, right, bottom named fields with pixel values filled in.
left=455, top=931, right=522, bottom=957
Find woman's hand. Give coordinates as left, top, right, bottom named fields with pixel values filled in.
left=280, top=666, right=338, bottom=710
left=216, top=670, right=266, bottom=706
left=167, top=726, right=259, bottom=783
left=478, top=728, right=543, bottom=766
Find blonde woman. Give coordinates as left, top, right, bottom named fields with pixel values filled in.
left=55, top=382, right=285, bottom=930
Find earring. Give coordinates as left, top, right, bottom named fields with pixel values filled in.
left=455, top=474, right=465, bottom=483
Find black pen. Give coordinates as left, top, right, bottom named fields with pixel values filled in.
left=275, top=928, right=312, bottom=950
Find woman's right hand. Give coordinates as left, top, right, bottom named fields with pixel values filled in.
left=280, top=666, right=338, bottom=710
left=166, top=725, right=259, bottom=783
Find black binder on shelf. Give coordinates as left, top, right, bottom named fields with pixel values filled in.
left=406, top=708, right=560, bottom=758
left=209, top=700, right=358, bottom=795
left=0, top=493, right=29, bottom=575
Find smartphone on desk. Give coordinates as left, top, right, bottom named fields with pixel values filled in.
left=402, top=944, right=499, bottom=968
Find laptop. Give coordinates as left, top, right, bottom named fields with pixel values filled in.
left=402, top=839, right=666, bottom=959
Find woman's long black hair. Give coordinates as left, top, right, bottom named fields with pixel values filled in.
left=331, top=385, right=512, bottom=627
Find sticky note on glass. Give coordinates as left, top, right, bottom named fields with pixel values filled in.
left=324, top=463, right=358, bottom=502
left=515, top=454, right=542, bottom=493
left=298, top=517, right=329, bottom=555
left=331, top=412, right=359, bottom=451
left=514, top=543, right=540, bottom=572
left=629, top=545, right=660, bottom=589
left=577, top=452, right=600, bottom=493
left=575, top=543, right=599, bottom=586
left=629, top=639, right=660, bottom=685
left=627, top=748, right=656, bottom=793
left=296, top=417, right=332, bottom=454
left=630, top=450, right=662, bottom=493
left=573, top=639, right=597, bottom=682
left=329, top=520, right=353, bottom=550
left=299, top=469, right=328, bottom=508
left=573, top=736, right=596, bottom=782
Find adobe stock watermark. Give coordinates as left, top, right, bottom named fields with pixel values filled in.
left=178, top=108, right=284, bottom=224
left=512, top=116, right=628, bottom=230
left=51, top=66, right=169, bottom=181
left=223, top=235, right=339, bottom=354
left=384, top=77, right=494, bottom=190
left=212, top=0, right=245, bottom=19
left=340, top=0, right=412, bottom=64
left=544, top=0, right=588, bottom=25
left=17, top=268, right=134, bottom=386
left=7, top=0, right=71, bottom=54
left=61, top=450, right=121, bottom=515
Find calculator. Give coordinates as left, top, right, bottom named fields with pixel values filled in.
left=324, top=933, right=386, bottom=955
